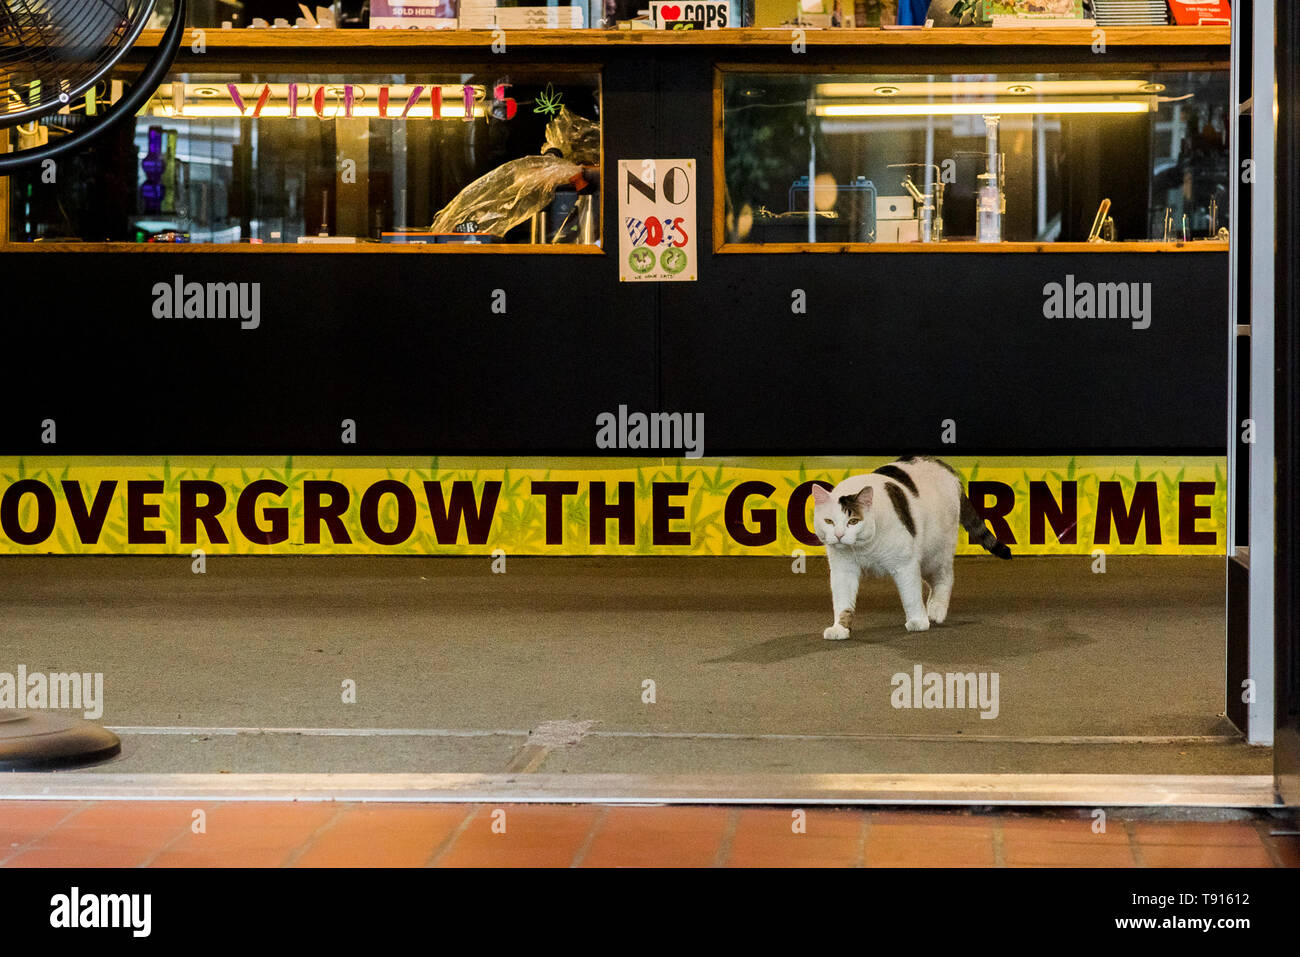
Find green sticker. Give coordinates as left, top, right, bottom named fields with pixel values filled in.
left=628, top=248, right=656, bottom=274
left=659, top=246, right=688, bottom=274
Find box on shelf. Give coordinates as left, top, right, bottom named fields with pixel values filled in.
left=495, top=5, right=586, bottom=27
left=453, top=0, right=584, bottom=28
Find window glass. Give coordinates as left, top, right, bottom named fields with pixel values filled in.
left=7, top=70, right=601, bottom=245
left=722, top=70, right=1230, bottom=245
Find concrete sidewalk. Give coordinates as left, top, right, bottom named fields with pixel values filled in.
left=0, top=555, right=1264, bottom=776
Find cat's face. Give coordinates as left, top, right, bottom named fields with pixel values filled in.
left=811, top=484, right=876, bottom=546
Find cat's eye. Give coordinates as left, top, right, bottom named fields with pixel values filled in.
left=848, top=518, right=860, bottom=525
left=823, top=519, right=833, bottom=525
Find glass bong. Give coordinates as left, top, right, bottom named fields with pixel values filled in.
left=140, top=126, right=165, bottom=215
left=975, top=114, right=1006, bottom=244
left=887, top=162, right=944, bottom=243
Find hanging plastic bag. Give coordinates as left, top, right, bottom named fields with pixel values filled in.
left=430, top=155, right=583, bottom=236
left=429, top=109, right=597, bottom=236
left=542, top=107, right=600, bottom=165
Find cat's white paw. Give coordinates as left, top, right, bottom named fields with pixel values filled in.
left=926, top=597, right=948, bottom=625
left=905, top=616, right=931, bottom=632
left=823, top=623, right=851, bottom=641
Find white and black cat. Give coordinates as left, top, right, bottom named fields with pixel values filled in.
left=811, top=456, right=1011, bottom=638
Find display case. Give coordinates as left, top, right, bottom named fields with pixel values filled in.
left=4, top=67, right=602, bottom=247
left=719, top=66, right=1230, bottom=250
left=0, top=24, right=1237, bottom=452
left=1, top=24, right=1232, bottom=255
left=0, top=26, right=1234, bottom=457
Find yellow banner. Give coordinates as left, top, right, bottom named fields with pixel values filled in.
left=0, top=456, right=1225, bottom=556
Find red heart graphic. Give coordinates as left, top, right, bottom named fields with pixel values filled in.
left=661, top=4, right=681, bottom=20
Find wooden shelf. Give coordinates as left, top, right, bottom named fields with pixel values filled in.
left=718, top=241, right=1230, bottom=253
left=0, top=242, right=602, bottom=253
left=132, top=25, right=1230, bottom=50
left=1, top=241, right=1229, bottom=254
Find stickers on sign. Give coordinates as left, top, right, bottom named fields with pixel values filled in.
left=618, top=159, right=697, bottom=283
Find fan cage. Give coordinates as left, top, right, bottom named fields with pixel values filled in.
left=1, top=0, right=158, bottom=127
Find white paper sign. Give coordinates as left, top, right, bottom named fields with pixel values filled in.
left=648, top=1, right=731, bottom=28
left=619, top=159, right=696, bottom=283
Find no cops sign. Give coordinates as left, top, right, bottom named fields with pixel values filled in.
left=619, top=159, right=697, bottom=283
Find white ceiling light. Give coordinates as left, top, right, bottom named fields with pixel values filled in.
left=814, top=79, right=1165, bottom=98
left=813, top=99, right=1154, bottom=117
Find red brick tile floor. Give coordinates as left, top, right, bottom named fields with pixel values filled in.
left=0, top=803, right=1295, bottom=868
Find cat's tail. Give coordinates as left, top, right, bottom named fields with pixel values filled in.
left=959, top=492, right=1013, bottom=560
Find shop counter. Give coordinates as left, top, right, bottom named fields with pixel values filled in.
left=0, top=25, right=1231, bottom=457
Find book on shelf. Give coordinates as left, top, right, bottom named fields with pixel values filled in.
left=979, top=0, right=1086, bottom=20
left=990, top=15, right=1094, bottom=28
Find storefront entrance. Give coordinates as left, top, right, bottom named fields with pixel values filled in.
left=0, top=5, right=1291, bottom=809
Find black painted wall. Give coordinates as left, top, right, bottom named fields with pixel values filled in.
left=0, top=43, right=1230, bottom=456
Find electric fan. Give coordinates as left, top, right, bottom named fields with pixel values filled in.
left=0, top=0, right=187, bottom=769
left=0, top=0, right=187, bottom=171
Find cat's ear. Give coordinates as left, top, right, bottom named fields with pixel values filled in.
left=854, top=486, right=874, bottom=509
left=811, top=483, right=832, bottom=506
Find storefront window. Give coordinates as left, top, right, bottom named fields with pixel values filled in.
left=721, top=69, right=1230, bottom=246
left=6, top=70, right=601, bottom=246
